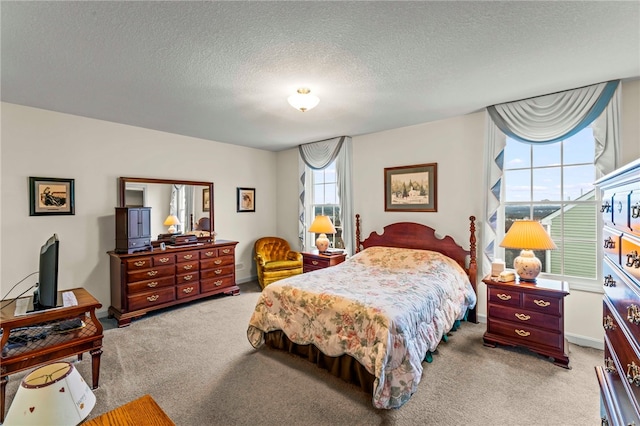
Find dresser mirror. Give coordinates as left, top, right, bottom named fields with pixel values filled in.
left=118, top=177, right=214, bottom=241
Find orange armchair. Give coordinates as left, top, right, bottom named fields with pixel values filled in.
left=254, top=237, right=303, bottom=289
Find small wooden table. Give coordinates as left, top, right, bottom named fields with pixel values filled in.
left=0, top=288, right=103, bottom=422
left=302, top=252, right=347, bottom=273
left=84, top=394, right=175, bottom=426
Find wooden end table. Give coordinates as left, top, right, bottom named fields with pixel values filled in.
left=302, top=252, right=347, bottom=273
left=84, top=394, right=174, bottom=426
left=0, top=288, right=103, bottom=422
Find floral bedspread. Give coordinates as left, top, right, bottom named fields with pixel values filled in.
left=246, top=246, right=477, bottom=409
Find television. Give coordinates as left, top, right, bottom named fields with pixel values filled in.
left=34, top=234, right=60, bottom=310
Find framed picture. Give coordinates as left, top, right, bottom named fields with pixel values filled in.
left=202, top=188, right=210, bottom=212
left=237, top=187, right=255, bottom=212
left=29, top=177, right=75, bottom=216
left=384, top=163, right=437, bottom=212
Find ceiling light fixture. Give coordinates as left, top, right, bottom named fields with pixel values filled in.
left=288, top=88, right=320, bottom=112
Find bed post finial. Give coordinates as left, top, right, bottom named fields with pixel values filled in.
left=468, top=215, right=478, bottom=323
left=355, top=214, right=361, bottom=253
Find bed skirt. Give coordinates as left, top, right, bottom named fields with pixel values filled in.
left=263, top=330, right=375, bottom=394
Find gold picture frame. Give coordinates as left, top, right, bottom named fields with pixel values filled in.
left=384, top=163, right=437, bottom=212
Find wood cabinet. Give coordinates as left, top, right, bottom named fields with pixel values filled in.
left=302, top=252, right=346, bottom=273
left=482, top=275, right=570, bottom=368
left=595, top=159, right=640, bottom=425
left=115, top=207, right=152, bottom=254
left=108, top=240, right=239, bottom=327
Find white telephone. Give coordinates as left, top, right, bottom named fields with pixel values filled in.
left=498, top=270, right=516, bottom=282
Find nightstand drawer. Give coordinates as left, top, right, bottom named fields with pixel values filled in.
left=487, top=287, right=521, bottom=307
left=523, top=294, right=562, bottom=316
left=302, top=253, right=346, bottom=273
left=487, top=318, right=563, bottom=349
left=488, top=304, right=561, bottom=332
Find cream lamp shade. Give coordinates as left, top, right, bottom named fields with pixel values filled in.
left=287, top=88, right=320, bottom=112
left=308, top=215, right=336, bottom=253
left=500, top=220, right=557, bottom=283
left=5, top=362, right=96, bottom=425
left=163, top=215, right=180, bottom=234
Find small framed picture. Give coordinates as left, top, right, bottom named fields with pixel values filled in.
left=29, top=177, right=75, bottom=216
left=384, top=163, right=437, bottom=212
left=203, top=188, right=210, bottom=212
left=237, top=187, right=255, bottom=212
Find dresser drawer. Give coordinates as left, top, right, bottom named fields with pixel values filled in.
left=604, top=227, right=622, bottom=266
left=631, top=190, right=640, bottom=236
left=218, top=246, right=234, bottom=257
left=200, top=255, right=234, bottom=269
left=604, top=259, right=640, bottom=342
left=126, top=256, right=152, bottom=269
left=487, top=287, right=521, bottom=308
left=522, top=293, right=562, bottom=316
left=126, top=264, right=175, bottom=283
left=201, top=276, right=235, bottom=292
left=199, top=248, right=219, bottom=259
left=152, top=254, right=175, bottom=266
left=488, top=304, right=561, bottom=332
left=200, top=265, right=234, bottom=280
left=176, top=271, right=199, bottom=285
left=175, top=250, right=199, bottom=263
left=622, top=234, right=640, bottom=282
left=127, top=287, right=175, bottom=311
left=613, top=189, right=632, bottom=231
left=602, top=188, right=615, bottom=227
left=487, top=318, right=563, bottom=349
left=176, top=282, right=200, bottom=299
left=176, top=260, right=199, bottom=274
left=127, top=275, right=175, bottom=295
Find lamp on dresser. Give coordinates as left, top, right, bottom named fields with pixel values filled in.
left=308, top=215, right=336, bottom=253
left=163, top=215, right=180, bottom=234
left=500, top=219, right=557, bottom=283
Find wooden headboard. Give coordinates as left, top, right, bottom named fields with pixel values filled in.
left=355, top=214, right=478, bottom=323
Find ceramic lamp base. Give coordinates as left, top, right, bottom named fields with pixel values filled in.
left=316, top=233, right=330, bottom=252
left=514, top=249, right=542, bottom=282
left=167, top=225, right=177, bottom=234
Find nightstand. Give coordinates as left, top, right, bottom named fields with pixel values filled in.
left=482, top=275, right=570, bottom=368
left=302, top=252, right=346, bottom=273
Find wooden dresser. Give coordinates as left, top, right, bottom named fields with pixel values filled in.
left=108, top=240, right=239, bottom=327
left=482, top=275, right=570, bottom=368
left=595, top=159, right=640, bottom=425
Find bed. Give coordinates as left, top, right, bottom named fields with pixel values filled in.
left=247, top=215, right=478, bottom=409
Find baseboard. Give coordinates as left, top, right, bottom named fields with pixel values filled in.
left=475, top=313, right=603, bottom=350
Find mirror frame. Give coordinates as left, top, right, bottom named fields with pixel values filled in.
left=118, top=177, right=214, bottom=237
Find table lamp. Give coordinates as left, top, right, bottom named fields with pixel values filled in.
left=163, top=215, right=180, bottom=234
left=4, top=361, right=96, bottom=425
left=499, top=220, right=557, bottom=283
left=308, top=215, right=336, bottom=253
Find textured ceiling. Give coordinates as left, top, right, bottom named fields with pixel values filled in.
left=2, top=1, right=639, bottom=152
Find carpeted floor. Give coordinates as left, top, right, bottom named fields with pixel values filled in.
left=4, top=281, right=603, bottom=425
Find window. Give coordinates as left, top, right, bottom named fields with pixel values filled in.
left=307, top=161, right=342, bottom=250
left=501, top=127, right=600, bottom=291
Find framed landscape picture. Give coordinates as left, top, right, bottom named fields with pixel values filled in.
left=384, top=163, right=437, bottom=212
left=203, top=188, right=210, bottom=212
left=237, top=187, right=255, bottom=212
left=29, top=177, right=75, bottom=216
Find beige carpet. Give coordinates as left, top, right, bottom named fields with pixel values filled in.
left=4, top=281, right=603, bottom=425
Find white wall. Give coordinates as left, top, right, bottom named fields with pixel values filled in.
left=1, top=103, right=277, bottom=315
left=275, top=79, right=640, bottom=349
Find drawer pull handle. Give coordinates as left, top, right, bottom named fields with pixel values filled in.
left=215, top=280, right=223, bottom=286
left=626, top=362, right=640, bottom=386
left=147, top=281, right=159, bottom=288
left=626, top=251, right=640, bottom=268
left=134, top=261, right=146, bottom=267
left=183, top=255, right=193, bottom=260
left=632, top=202, right=640, bottom=219
left=205, top=251, right=214, bottom=257
left=312, top=261, right=319, bottom=266
left=496, top=293, right=511, bottom=301
left=215, top=269, right=222, bottom=275
left=222, top=249, right=231, bottom=254
left=514, top=313, right=530, bottom=321
left=184, top=274, right=193, bottom=281
left=604, top=237, right=616, bottom=249
left=158, top=257, right=170, bottom=263
left=534, top=299, right=550, bottom=307
left=214, top=260, right=223, bottom=265
left=600, top=201, right=611, bottom=213
left=603, top=275, right=617, bottom=287
left=183, top=265, right=193, bottom=270
left=182, top=286, right=195, bottom=294
left=514, top=329, right=530, bottom=337
left=147, top=270, right=158, bottom=277
left=604, top=357, right=617, bottom=374
left=147, top=295, right=159, bottom=302
left=617, top=201, right=623, bottom=213
left=627, top=304, right=640, bottom=325
left=603, top=315, right=617, bottom=330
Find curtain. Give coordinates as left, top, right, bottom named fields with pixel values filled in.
left=298, top=136, right=354, bottom=255
left=482, top=80, right=621, bottom=276
left=169, top=185, right=194, bottom=234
